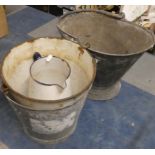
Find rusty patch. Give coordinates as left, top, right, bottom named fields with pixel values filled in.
left=26, top=40, right=34, bottom=43
left=78, top=47, right=84, bottom=58
left=1, top=82, right=8, bottom=94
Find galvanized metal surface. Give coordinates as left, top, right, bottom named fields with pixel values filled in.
left=1, top=38, right=96, bottom=144
left=1, top=7, right=155, bottom=148
left=88, top=81, right=121, bottom=100
left=57, top=10, right=155, bottom=100
left=6, top=93, right=87, bottom=144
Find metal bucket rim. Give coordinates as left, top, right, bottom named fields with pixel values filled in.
left=57, top=9, right=155, bottom=57
left=1, top=37, right=96, bottom=105
left=5, top=93, right=83, bottom=111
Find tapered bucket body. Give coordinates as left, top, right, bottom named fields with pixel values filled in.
left=57, top=10, right=155, bottom=100
left=1, top=38, right=96, bottom=143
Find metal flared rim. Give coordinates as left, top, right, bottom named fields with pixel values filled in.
left=1, top=37, right=96, bottom=105
left=57, top=9, right=155, bottom=57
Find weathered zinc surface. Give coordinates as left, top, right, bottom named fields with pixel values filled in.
left=57, top=10, right=154, bottom=100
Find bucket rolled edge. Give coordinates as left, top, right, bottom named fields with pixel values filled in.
left=1, top=37, right=96, bottom=110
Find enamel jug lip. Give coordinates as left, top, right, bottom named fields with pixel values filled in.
left=30, top=55, right=71, bottom=89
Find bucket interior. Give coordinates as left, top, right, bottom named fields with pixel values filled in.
left=2, top=38, right=95, bottom=100
left=58, top=11, right=154, bottom=55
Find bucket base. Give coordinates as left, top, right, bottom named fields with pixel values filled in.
left=88, top=81, right=121, bottom=100
left=23, top=123, right=77, bottom=144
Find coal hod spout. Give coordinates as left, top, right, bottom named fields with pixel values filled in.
left=57, top=10, right=155, bottom=100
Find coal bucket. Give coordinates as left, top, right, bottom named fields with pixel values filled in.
left=57, top=10, right=155, bottom=100
left=1, top=38, right=96, bottom=144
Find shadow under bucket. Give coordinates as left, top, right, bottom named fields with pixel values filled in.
left=1, top=38, right=96, bottom=144
left=57, top=10, right=155, bottom=100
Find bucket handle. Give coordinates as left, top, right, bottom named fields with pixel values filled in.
left=3, top=92, right=18, bottom=106
left=99, top=10, right=125, bottom=20
left=59, top=30, right=91, bottom=49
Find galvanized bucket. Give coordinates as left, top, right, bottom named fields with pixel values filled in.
left=57, top=10, right=155, bottom=100
left=1, top=38, right=96, bottom=144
